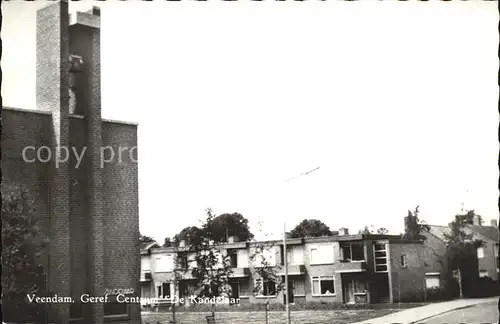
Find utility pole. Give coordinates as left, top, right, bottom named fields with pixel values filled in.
left=283, top=222, right=290, bottom=324
left=457, top=260, right=463, bottom=298
left=281, top=166, right=320, bottom=324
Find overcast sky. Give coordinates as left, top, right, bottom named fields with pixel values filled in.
left=3, top=1, right=499, bottom=243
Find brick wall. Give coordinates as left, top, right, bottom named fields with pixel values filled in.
left=1, top=108, right=53, bottom=277
left=389, top=236, right=448, bottom=302
left=69, top=116, right=89, bottom=303
left=102, top=121, right=140, bottom=323
left=478, top=241, right=498, bottom=281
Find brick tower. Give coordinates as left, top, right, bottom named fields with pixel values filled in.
left=30, top=1, right=141, bottom=323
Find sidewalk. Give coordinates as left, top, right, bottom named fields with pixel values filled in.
left=353, top=297, right=498, bottom=324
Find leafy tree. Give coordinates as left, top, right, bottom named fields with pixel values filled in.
left=163, top=237, right=173, bottom=247
left=455, top=209, right=482, bottom=226
left=140, top=234, right=156, bottom=243
left=248, top=221, right=286, bottom=309
left=403, top=205, right=430, bottom=240
left=206, top=212, right=254, bottom=243
left=376, top=227, right=389, bottom=235
left=174, top=226, right=203, bottom=245
left=180, top=209, right=234, bottom=318
left=290, top=219, right=333, bottom=238
left=250, top=244, right=284, bottom=297
left=2, top=184, right=47, bottom=322
left=443, top=210, right=484, bottom=298
left=358, top=225, right=374, bottom=234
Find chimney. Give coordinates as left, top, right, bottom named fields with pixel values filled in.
left=472, top=215, right=481, bottom=226
left=404, top=216, right=410, bottom=234
left=227, top=236, right=239, bottom=243
left=491, top=219, right=498, bottom=228
left=338, top=228, right=349, bottom=236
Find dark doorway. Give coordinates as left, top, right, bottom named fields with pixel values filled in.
left=283, top=280, right=294, bottom=304
left=230, top=281, right=240, bottom=299
left=372, top=273, right=390, bottom=303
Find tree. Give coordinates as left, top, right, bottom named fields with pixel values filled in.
left=290, top=219, right=333, bottom=238
left=140, top=234, right=155, bottom=243
left=247, top=221, right=285, bottom=313
left=455, top=209, right=482, bottom=226
left=206, top=212, right=254, bottom=243
left=403, top=205, right=430, bottom=240
left=2, top=184, right=47, bottom=322
left=358, top=225, right=374, bottom=234
left=443, top=210, right=484, bottom=298
left=376, top=227, right=389, bottom=235
left=180, top=209, right=234, bottom=318
left=163, top=237, right=173, bottom=247
left=174, top=226, right=203, bottom=245
left=250, top=244, right=284, bottom=297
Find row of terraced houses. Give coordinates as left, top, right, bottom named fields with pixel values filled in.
left=140, top=217, right=499, bottom=308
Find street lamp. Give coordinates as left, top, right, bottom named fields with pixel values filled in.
left=282, top=166, right=320, bottom=324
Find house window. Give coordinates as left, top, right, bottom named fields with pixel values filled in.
left=229, top=250, right=238, bottom=268
left=479, top=270, right=489, bottom=278
left=425, top=273, right=440, bottom=289
left=157, top=282, right=171, bottom=298
left=310, top=245, right=334, bottom=265
left=311, top=276, right=335, bottom=295
left=179, top=282, right=197, bottom=299
left=373, top=242, right=388, bottom=272
left=477, top=247, right=484, bottom=259
left=287, top=249, right=293, bottom=265
left=156, top=254, right=174, bottom=272
left=400, top=254, right=407, bottom=268
left=255, top=279, right=276, bottom=296
left=341, top=243, right=365, bottom=261
left=104, top=295, right=129, bottom=318
left=310, top=248, right=319, bottom=264
left=254, top=247, right=277, bottom=267
left=178, top=255, right=188, bottom=269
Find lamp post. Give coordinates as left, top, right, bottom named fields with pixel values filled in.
left=282, top=166, right=320, bottom=324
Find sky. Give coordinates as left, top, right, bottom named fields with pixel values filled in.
left=2, top=0, right=499, bottom=243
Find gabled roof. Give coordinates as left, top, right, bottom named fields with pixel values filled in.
left=428, top=225, right=451, bottom=242
left=466, top=225, right=499, bottom=242
left=428, top=224, right=499, bottom=243
left=140, top=241, right=160, bottom=254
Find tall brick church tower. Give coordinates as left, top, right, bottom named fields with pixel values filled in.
left=2, top=1, right=140, bottom=323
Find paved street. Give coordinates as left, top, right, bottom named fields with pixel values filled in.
left=354, top=298, right=498, bottom=324
left=422, top=299, right=498, bottom=324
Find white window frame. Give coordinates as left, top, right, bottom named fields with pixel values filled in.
left=340, top=243, right=365, bottom=262
left=479, top=270, right=489, bottom=278
left=400, top=254, right=408, bottom=268
left=311, top=276, right=335, bottom=296
left=309, top=245, right=334, bottom=265
left=157, top=282, right=171, bottom=299
left=155, top=255, right=174, bottom=273
left=373, top=242, right=388, bottom=273
left=286, top=248, right=294, bottom=265
left=424, top=273, right=440, bottom=289
left=477, top=247, right=484, bottom=259
left=254, top=278, right=277, bottom=297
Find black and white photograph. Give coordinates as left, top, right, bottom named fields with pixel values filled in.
left=1, top=0, right=499, bottom=324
